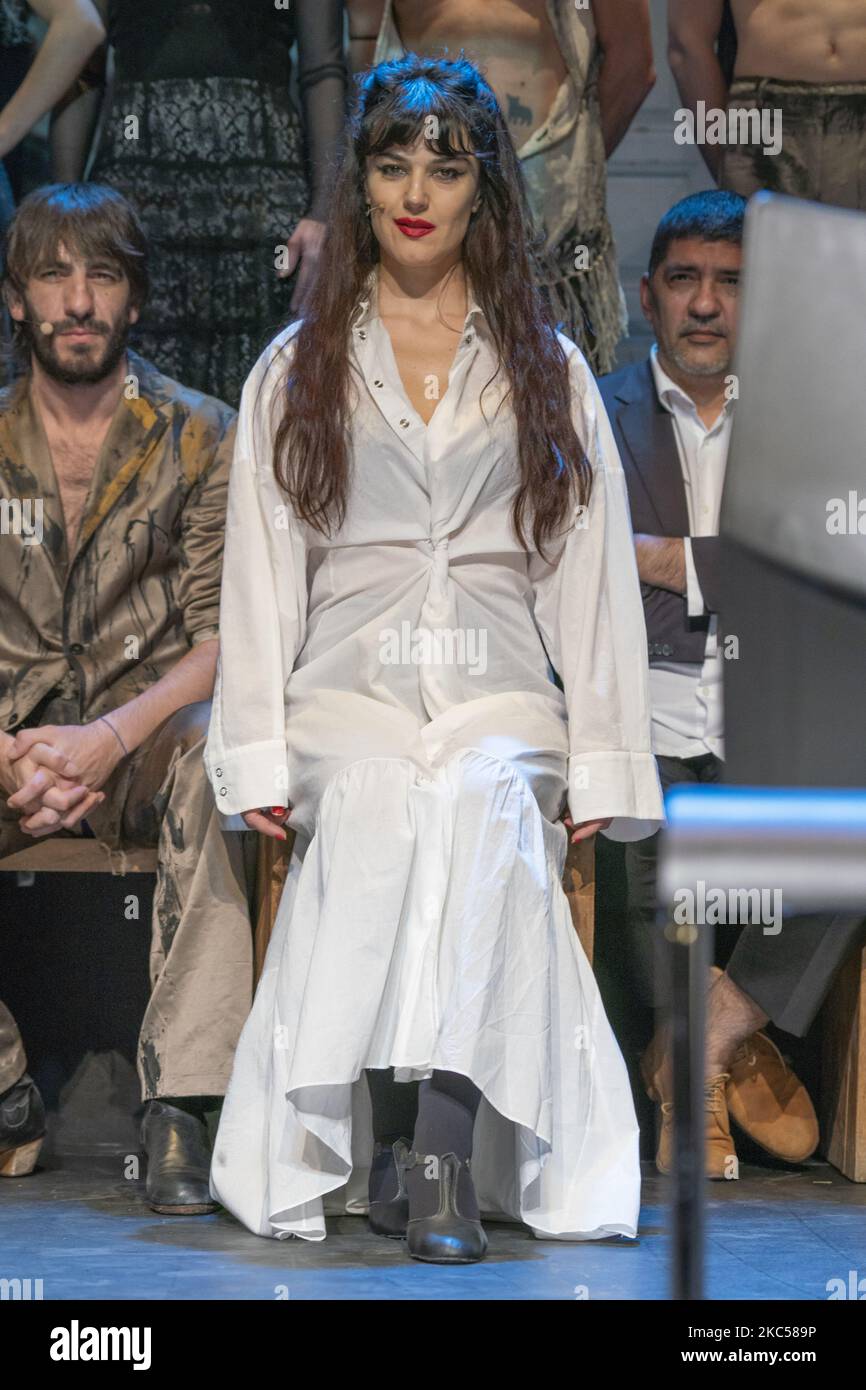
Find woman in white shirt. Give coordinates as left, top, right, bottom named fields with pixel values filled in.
left=203, top=52, right=663, bottom=1264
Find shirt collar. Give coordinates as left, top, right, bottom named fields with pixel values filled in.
left=351, top=264, right=487, bottom=337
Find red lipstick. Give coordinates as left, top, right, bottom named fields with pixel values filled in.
left=395, top=217, right=435, bottom=239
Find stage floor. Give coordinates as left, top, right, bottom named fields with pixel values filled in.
left=2, top=1156, right=864, bottom=1300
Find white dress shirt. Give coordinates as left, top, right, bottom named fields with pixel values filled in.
left=201, top=267, right=663, bottom=1243
left=647, top=344, right=732, bottom=761
left=204, top=268, right=664, bottom=841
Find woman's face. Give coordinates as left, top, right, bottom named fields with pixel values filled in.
left=364, top=133, right=481, bottom=271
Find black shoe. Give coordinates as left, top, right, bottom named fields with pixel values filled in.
left=0, top=1073, right=46, bottom=1178
left=141, top=1099, right=218, bottom=1215
left=368, top=1137, right=412, bottom=1238
left=406, top=1151, right=488, bottom=1264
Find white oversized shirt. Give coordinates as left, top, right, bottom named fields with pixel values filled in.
left=203, top=268, right=664, bottom=841
left=647, top=345, right=731, bottom=760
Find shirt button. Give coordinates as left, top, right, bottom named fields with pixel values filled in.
left=358, top=329, right=367, bottom=339
left=68, top=642, right=84, bottom=654
left=219, top=787, right=227, bottom=796
left=215, top=769, right=222, bottom=777
left=373, top=379, right=383, bottom=387
left=463, top=332, right=474, bottom=343
left=399, top=418, right=410, bottom=428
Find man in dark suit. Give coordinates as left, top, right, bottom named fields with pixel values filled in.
left=599, top=190, right=823, bottom=1179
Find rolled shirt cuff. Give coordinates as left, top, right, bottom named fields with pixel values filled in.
left=203, top=740, right=291, bottom=818
left=188, top=626, right=221, bottom=647
left=567, top=750, right=665, bottom=843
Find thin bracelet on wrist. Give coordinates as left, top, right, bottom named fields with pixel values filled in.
left=98, top=714, right=129, bottom=758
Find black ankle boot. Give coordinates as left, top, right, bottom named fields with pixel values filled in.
left=0, top=1073, right=46, bottom=1178
left=405, top=1151, right=488, bottom=1264
left=141, top=1099, right=218, bottom=1215
left=368, top=1137, right=412, bottom=1237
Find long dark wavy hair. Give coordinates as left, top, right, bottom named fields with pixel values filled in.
left=271, top=53, right=592, bottom=562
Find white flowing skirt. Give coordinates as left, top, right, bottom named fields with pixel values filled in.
left=209, top=690, right=641, bottom=1240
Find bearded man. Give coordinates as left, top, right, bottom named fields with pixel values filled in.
left=0, top=182, right=256, bottom=1214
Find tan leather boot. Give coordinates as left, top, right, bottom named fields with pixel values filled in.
left=640, top=1037, right=739, bottom=1180
left=707, top=966, right=819, bottom=1162
left=727, top=1032, right=819, bottom=1162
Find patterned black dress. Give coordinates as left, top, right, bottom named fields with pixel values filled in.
left=90, top=0, right=346, bottom=407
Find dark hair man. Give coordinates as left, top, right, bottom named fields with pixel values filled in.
left=0, top=184, right=255, bottom=1214
left=600, top=190, right=824, bottom=1181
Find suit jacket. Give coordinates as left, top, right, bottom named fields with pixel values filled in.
left=0, top=349, right=236, bottom=731
left=599, top=358, right=723, bottom=665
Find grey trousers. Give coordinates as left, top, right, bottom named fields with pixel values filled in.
left=1, top=696, right=257, bottom=1100
left=720, top=76, right=866, bottom=211
left=624, top=753, right=866, bottom=1037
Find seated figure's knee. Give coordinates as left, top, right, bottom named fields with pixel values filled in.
left=119, top=701, right=214, bottom=846
left=158, top=700, right=213, bottom=756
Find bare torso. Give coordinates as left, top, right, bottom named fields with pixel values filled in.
left=732, top=0, right=866, bottom=81
left=41, top=420, right=112, bottom=559
left=393, top=0, right=567, bottom=150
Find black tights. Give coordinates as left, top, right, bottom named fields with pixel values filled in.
left=365, top=1067, right=482, bottom=1220
left=365, top=1067, right=420, bottom=1148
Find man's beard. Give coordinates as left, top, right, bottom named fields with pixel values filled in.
left=22, top=305, right=131, bottom=385
left=665, top=324, right=730, bottom=379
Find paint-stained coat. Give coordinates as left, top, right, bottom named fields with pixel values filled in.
left=0, top=349, right=236, bottom=731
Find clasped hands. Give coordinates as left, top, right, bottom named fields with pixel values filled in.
left=0, top=721, right=127, bottom=838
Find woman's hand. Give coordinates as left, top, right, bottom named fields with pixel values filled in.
left=241, top=804, right=293, bottom=840
left=563, top=812, right=612, bottom=844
